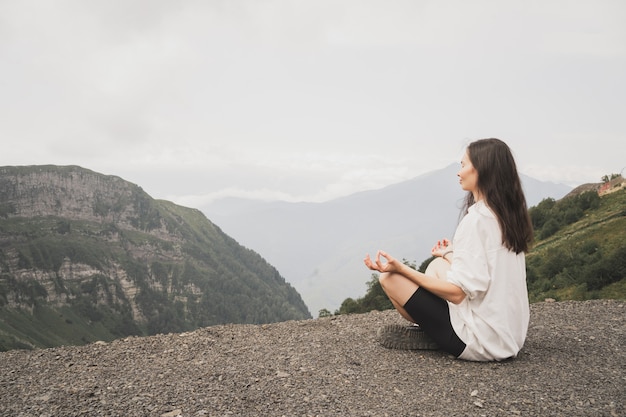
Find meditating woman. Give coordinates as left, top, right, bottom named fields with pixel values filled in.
left=364, top=138, right=534, bottom=361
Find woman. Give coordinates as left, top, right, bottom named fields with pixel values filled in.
left=364, top=138, right=534, bottom=361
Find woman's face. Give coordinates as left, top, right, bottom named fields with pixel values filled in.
left=458, top=150, right=479, bottom=195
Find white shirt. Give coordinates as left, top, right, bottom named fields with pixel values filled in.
left=446, top=200, right=529, bottom=361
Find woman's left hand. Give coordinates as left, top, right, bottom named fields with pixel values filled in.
left=431, top=238, right=453, bottom=257
left=364, top=250, right=401, bottom=273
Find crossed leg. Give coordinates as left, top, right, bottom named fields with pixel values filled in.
left=378, top=257, right=451, bottom=323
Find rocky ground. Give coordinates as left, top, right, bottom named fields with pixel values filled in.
left=1, top=300, right=624, bottom=417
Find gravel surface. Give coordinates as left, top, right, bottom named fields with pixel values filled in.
left=1, top=300, right=624, bottom=417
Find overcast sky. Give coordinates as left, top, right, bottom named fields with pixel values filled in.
left=2, top=1, right=625, bottom=206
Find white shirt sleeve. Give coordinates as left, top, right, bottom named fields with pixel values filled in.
left=446, top=213, right=492, bottom=300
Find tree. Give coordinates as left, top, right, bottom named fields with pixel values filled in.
left=601, top=173, right=620, bottom=182
left=337, top=298, right=361, bottom=315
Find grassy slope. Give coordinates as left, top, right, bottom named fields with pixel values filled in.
left=526, top=188, right=625, bottom=302
left=0, top=306, right=122, bottom=350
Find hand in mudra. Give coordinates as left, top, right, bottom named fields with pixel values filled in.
left=363, top=250, right=402, bottom=273
left=431, top=238, right=453, bottom=258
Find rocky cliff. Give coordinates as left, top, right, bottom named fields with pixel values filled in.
left=0, top=165, right=310, bottom=350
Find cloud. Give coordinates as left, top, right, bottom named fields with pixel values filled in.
left=1, top=0, right=624, bottom=205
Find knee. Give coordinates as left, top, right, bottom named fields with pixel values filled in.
left=378, top=272, right=387, bottom=284
left=378, top=272, right=393, bottom=290
left=424, top=257, right=451, bottom=279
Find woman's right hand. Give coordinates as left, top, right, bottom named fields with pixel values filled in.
left=364, top=250, right=402, bottom=274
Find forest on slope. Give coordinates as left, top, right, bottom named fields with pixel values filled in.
left=0, top=166, right=310, bottom=351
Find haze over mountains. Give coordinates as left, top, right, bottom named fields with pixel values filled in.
left=202, top=164, right=572, bottom=314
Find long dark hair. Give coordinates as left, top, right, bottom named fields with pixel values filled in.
left=461, top=138, right=534, bottom=254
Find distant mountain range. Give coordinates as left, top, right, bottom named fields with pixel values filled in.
left=202, top=164, right=572, bottom=314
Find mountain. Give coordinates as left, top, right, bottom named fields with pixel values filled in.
left=0, top=165, right=310, bottom=351
left=202, top=164, right=572, bottom=314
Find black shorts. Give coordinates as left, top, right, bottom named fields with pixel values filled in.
left=403, top=287, right=466, bottom=357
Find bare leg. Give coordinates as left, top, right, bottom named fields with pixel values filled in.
left=379, top=257, right=451, bottom=323
left=379, top=272, right=418, bottom=322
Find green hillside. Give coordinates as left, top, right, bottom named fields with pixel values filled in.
left=526, top=187, right=625, bottom=302
left=0, top=166, right=311, bottom=351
